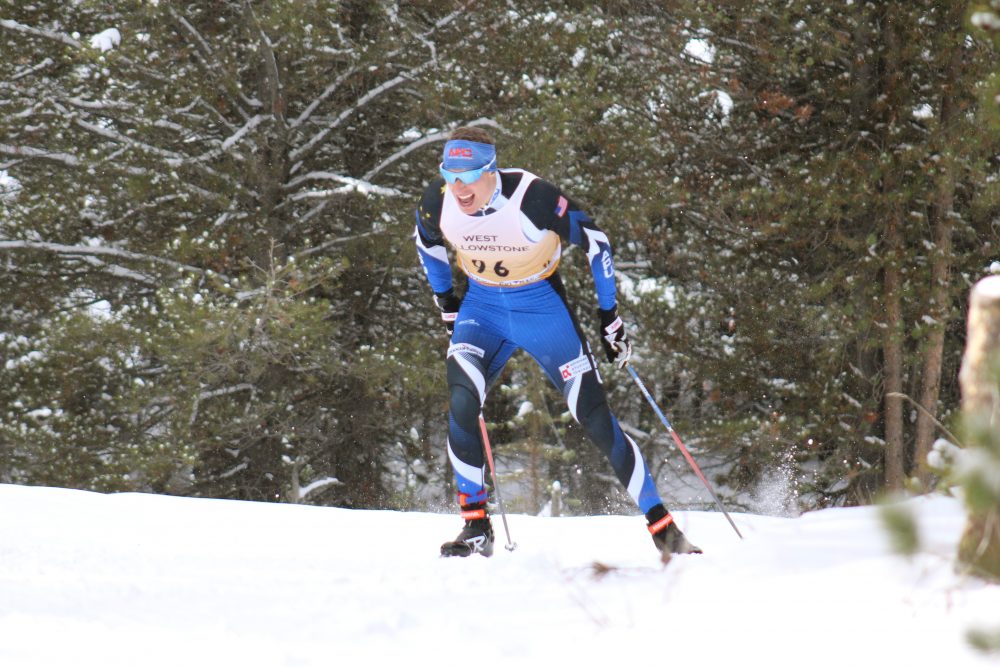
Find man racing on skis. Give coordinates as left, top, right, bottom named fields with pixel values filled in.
left=414, top=126, right=701, bottom=559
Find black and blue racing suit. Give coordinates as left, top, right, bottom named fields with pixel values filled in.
left=414, top=168, right=664, bottom=513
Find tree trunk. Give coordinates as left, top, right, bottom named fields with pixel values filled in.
left=882, top=206, right=906, bottom=491
left=880, top=9, right=906, bottom=491
left=246, top=2, right=292, bottom=266
left=914, top=34, right=963, bottom=486
left=957, top=276, right=1000, bottom=580
left=913, top=170, right=955, bottom=483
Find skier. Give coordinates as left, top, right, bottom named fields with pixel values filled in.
left=414, top=126, right=701, bottom=558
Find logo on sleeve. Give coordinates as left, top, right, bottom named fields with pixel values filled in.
left=555, top=196, right=568, bottom=217
left=601, top=251, right=614, bottom=279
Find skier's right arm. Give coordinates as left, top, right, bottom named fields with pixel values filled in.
left=414, top=180, right=452, bottom=292
left=414, top=180, right=460, bottom=329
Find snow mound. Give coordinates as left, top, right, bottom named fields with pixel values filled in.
left=0, top=484, right=996, bottom=666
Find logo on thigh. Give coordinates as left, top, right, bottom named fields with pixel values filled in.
left=559, top=354, right=593, bottom=381
left=448, top=342, right=486, bottom=360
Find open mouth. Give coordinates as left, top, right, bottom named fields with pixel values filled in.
left=457, top=193, right=476, bottom=208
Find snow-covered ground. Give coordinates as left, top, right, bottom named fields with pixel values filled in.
left=1, top=483, right=997, bottom=666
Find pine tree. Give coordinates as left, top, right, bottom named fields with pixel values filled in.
left=0, top=1, right=484, bottom=503
left=4, top=1, right=998, bottom=517
left=646, top=0, right=1000, bottom=504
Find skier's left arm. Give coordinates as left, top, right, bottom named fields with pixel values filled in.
left=522, top=179, right=617, bottom=308
left=523, top=179, right=632, bottom=367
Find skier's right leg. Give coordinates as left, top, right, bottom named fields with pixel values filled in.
left=445, top=347, right=489, bottom=507
left=440, top=312, right=515, bottom=557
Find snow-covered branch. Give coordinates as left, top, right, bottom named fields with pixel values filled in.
left=290, top=68, right=425, bottom=165
left=189, top=384, right=256, bottom=427
left=282, top=172, right=404, bottom=203
left=67, top=117, right=252, bottom=196
left=199, top=384, right=256, bottom=401
left=173, top=13, right=214, bottom=57
left=65, top=96, right=131, bottom=112
left=297, top=476, right=342, bottom=500
left=0, top=18, right=84, bottom=49
left=94, top=195, right=187, bottom=229
left=289, top=66, right=357, bottom=130
left=288, top=185, right=404, bottom=201
left=0, top=143, right=81, bottom=167
left=293, top=231, right=381, bottom=260
left=362, top=118, right=502, bottom=182
left=0, top=142, right=223, bottom=199
left=0, top=240, right=229, bottom=282
left=73, top=118, right=186, bottom=164
left=78, top=254, right=155, bottom=285
left=286, top=2, right=477, bottom=175
left=12, top=57, right=54, bottom=81
left=220, top=114, right=268, bottom=152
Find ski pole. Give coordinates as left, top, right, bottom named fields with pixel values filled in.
left=625, top=364, right=744, bottom=539
left=479, top=414, right=518, bottom=552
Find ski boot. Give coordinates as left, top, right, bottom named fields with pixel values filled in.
left=440, top=502, right=495, bottom=557
left=646, top=505, right=702, bottom=556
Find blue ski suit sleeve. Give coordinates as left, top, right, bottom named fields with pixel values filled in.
left=413, top=179, right=454, bottom=296
left=521, top=178, right=618, bottom=310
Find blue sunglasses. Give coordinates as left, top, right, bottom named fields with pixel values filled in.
left=439, top=157, right=496, bottom=185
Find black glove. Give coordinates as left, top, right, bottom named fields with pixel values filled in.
left=434, top=289, right=462, bottom=333
left=598, top=306, right=632, bottom=368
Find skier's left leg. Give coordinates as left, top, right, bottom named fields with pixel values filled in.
left=516, top=278, right=701, bottom=555
left=567, top=367, right=700, bottom=555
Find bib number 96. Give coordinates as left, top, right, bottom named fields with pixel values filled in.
left=471, top=259, right=509, bottom=277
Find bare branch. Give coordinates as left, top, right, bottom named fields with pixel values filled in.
left=167, top=8, right=256, bottom=122
left=293, top=231, right=381, bottom=260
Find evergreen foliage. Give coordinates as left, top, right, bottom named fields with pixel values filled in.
left=640, top=0, right=1000, bottom=504
left=1, top=0, right=465, bottom=504
left=1, top=1, right=997, bottom=515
